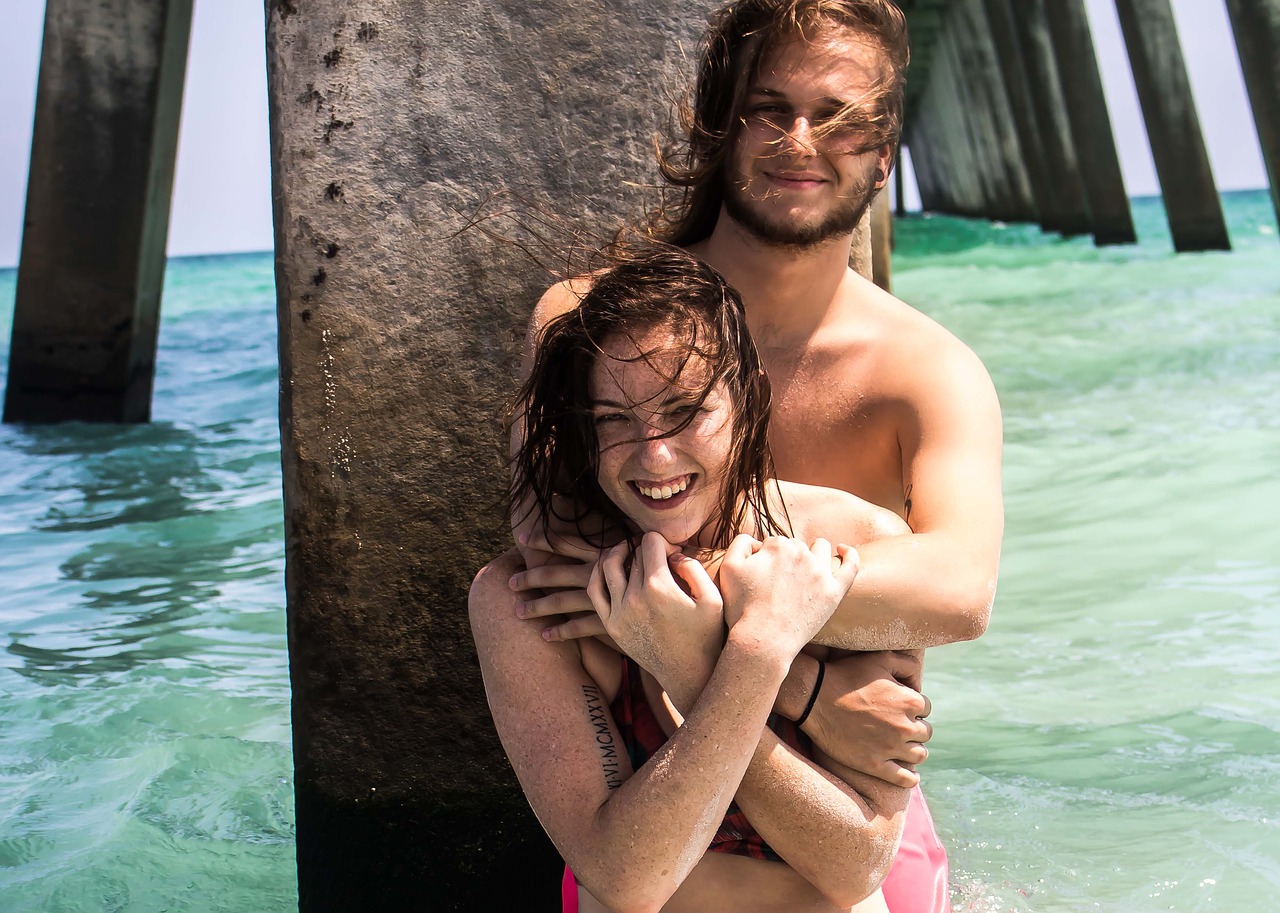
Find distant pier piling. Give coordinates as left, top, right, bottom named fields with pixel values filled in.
left=978, top=0, right=1056, bottom=231
left=1007, top=0, right=1091, bottom=237
left=1113, top=0, right=1231, bottom=251
left=953, top=0, right=1037, bottom=223
left=1224, top=0, right=1280, bottom=230
left=3, top=0, right=192, bottom=423
left=1045, top=0, right=1136, bottom=246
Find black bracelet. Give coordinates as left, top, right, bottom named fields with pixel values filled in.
left=794, top=659, right=825, bottom=728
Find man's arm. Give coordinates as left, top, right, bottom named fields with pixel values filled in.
left=814, top=337, right=1004, bottom=651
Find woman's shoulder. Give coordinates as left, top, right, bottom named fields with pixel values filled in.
left=771, top=480, right=910, bottom=545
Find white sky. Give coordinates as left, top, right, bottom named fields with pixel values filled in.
left=0, top=0, right=1269, bottom=268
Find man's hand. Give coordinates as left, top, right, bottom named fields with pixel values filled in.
left=802, top=650, right=932, bottom=789
left=509, top=521, right=610, bottom=642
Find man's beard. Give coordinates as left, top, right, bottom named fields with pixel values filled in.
left=723, top=168, right=878, bottom=248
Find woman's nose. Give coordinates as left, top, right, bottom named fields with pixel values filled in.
left=636, top=433, right=677, bottom=469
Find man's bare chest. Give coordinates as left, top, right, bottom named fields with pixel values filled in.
left=763, top=356, right=906, bottom=512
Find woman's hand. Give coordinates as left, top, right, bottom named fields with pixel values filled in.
left=587, top=531, right=725, bottom=706
left=719, top=535, right=861, bottom=659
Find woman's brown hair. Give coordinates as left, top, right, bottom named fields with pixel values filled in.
left=509, top=246, right=786, bottom=550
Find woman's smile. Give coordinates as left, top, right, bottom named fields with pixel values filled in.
left=590, top=325, right=733, bottom=546
left=629, top=473, right=697, bottom=507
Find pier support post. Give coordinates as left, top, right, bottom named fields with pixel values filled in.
left=269, top=1, right=862, bottom=909
left=913, top=30, right=985, bottom=216
left=979, top=0, right=1060, bottom=232
left=1224, top=0, right=1280, bottom=230
left=1007, top=0, right=1092, bottom=237
left=3, top=0, right=193, bottom=423
left=1114, top=0, right=1231, bottom=251
left=1045, top=0, right=1136, bottom=245
left=952, top=0, right=1037, bottom=223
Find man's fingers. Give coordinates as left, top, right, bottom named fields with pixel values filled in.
left=902, top=742, right=930, bottom=767
left=884, top=763, right=921, bottom=790
left=887, top=649, right=926, bottom=691
left=542, top=613, right=608, bottom=642
left=517, top=588, right=594, bottom=620
left=586, top=562, right=610, bottom=622
left=600, top=543, right=630, bottom=607
left=509, top=562, right=594, bottom=594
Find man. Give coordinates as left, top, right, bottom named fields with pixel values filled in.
left=508, top=2, right=1002, bottom=909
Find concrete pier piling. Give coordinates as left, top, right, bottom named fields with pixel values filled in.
left=1224, top=0, right=1280, bottom=230
left=1045, top=0, right=1136, bottom=245
left=977, top=0, right=1060, bottom=232
left=1114, top=0, right=1231, bottom=251
left=1007, top=0, right=1092, bottom=237
left=953, top=0, right=1037, bottom=223
left=3, top=0, right=193, bottom=423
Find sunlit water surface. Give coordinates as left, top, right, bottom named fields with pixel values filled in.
left=0, top=191, right=1276, bottom=911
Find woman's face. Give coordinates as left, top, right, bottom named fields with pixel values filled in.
left=589, top=324, right=735, bottom=546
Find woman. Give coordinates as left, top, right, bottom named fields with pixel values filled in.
left=470, top=247, right=919, bottom=913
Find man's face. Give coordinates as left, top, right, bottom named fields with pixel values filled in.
left=723, top=27, right=892, bottom=248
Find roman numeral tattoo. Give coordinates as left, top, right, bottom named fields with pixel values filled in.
left=583, top=684, right=624, bottom=790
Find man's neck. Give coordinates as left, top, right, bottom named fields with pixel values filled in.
left=686, top=209, right=856, bottom=346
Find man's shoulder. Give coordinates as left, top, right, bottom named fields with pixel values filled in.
left=850, top=276, right=992, bottom=387
left=531, top=276, right=592, bottom=329
left=523, top=275, right=595, bottom=360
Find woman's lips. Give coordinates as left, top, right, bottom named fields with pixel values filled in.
left=629, top=474, right=696, bottom=510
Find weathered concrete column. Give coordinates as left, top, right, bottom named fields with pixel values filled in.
left=979, top=0, right=1060, bottom=232
left=894, top=152, right=907, bottom=218
left=1114, top=0, right=1231, bottom=251
left=916, top=30, right=986, bottom=216
left=1224, top=0, right=1280, bottom=230
left=1008, top=0, right=1092, bottom=236
left=1045, top=0, right=1137, bottom=245
left=942, top=16, right=1011, bottom=219
left=3, top=0, right=192, bottom=423
left=953, top=0, right=1037, bottom=223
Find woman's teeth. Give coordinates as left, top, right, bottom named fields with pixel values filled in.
left=637, top=477, right=689, bottom=500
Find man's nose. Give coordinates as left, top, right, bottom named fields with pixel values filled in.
left=781, top=115, right=818, bottom=156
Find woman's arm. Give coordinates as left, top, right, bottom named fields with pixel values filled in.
left=470, top=548, right=824, bottom=913
left=650, top=535, right=910, bottom=908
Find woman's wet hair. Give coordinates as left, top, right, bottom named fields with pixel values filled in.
left=509, top=246, right=787, bottom=550
left=649, top=0, right=909, bottom=246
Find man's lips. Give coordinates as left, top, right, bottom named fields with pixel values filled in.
left=765, top=171, right=828, bottom=188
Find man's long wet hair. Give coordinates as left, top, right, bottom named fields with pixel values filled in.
left=650, top=0, right=909, bottom=246
left=509, top=247, right=787, bottom=551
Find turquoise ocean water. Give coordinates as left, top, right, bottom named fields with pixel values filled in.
left=0, top=190, right=1277, bottom=911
